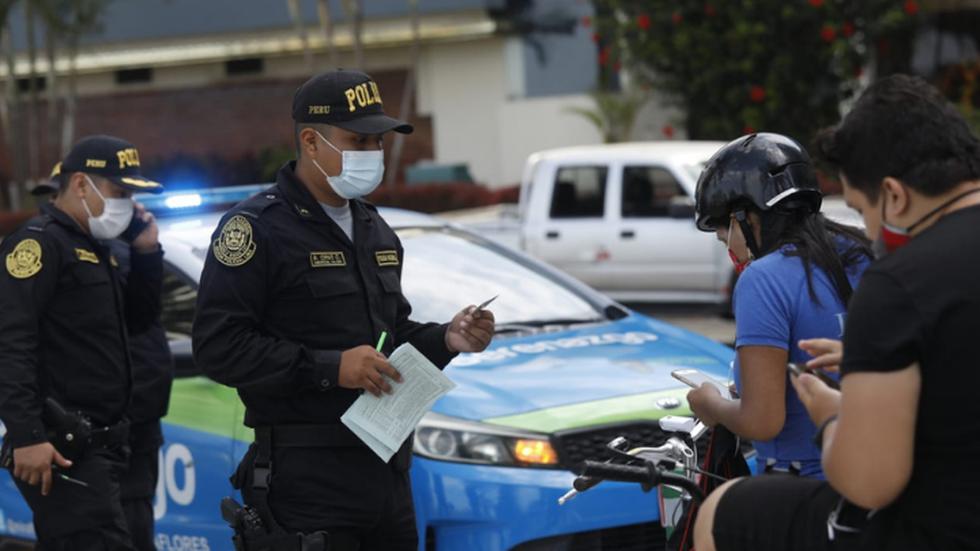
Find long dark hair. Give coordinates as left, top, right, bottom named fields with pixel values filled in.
left=761, top=210, right=872, bottom=306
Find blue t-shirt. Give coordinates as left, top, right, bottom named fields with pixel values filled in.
left=733, top=239, right=869, bottom=478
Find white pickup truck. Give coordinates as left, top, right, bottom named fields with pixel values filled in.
left=449, top=141, right=863, bottom=306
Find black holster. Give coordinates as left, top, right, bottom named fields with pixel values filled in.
left=224, top=426, right=364, bottom=551
left=220, top=497, right=329, bottom=551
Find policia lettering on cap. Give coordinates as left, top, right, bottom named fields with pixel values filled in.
left=0, top=135, right=165, bottom=548
left=192, top=70, right=497, bottom=550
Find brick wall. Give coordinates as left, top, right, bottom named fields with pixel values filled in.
left=1, top=68, right=434, bottom=188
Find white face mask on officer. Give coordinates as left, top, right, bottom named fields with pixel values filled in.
left=81, top=175, right=134, bottom=240
left=311, top=131, right=385, bottom=199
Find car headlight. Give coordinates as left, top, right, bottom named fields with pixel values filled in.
left=414, top=412, right=559, bottom=468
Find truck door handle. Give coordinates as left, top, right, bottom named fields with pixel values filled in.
left=620, top=230, right=636, bottom=239
left=546, top=231, right=560, bottom=239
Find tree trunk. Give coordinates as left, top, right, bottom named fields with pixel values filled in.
left=45, top=20, right=60, bottom=167
left=385, top=0, right=420, bottom=189
left=316, top=0, right=337, bottom=68
left=286, top=0, right=314, bottom=73
left=60, top=37, right=78, bottom=157
left=0, top=15, right=17, bottom=210
left=342, top=0, right=364, bottom=69
left=25, top=0, right=40, bottom=186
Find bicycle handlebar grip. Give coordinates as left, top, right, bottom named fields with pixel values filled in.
left=579, top=460, right=655, bottom=484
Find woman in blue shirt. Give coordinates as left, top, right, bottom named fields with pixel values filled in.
left=686, top=133, right=871, bottom=478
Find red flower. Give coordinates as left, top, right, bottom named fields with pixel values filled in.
left=704, top=3, right=717, bottom=16
left=598, top=47, right=611, bottom=66
left=842, top=21, right=855, bottom=38
left=808, top=0, right=823, bottom=7
left=581, top=15, right=592, bottom=28
left=662, top=125, right=675, bottom=139
left=637, top=13, right=651, bottom=30
left=592, top=32, right=601, bottom=43
left=749, top=85, right=767, bottom=103
left=743, top=125, right=756, bottom=134
left=671, top=11, right=683, bottom=25
left=903, top=0, right=919, bottom=15
left=820, top=24, right=836, bottom=43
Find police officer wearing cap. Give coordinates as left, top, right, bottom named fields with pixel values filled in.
left=192, top=70, right=496, bottom=550
left=29, top=164, right=175, bottom=551
left=0, top=135, right=165, bottom=549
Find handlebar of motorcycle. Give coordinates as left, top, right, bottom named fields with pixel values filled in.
left=579, top=460, right=706, bottom=503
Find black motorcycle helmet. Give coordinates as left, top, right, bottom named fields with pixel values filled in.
left=695, top=132, right=823, bottom=257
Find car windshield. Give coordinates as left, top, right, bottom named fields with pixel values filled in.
left=397, top=228, right=602, bottom=325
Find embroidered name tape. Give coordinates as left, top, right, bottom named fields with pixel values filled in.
left=310, top=251, right=347, bottom=267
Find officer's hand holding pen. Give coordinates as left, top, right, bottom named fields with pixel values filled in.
left=12, top=442, right=72, bottom=496
left=445, top=296, right=497, bottom=354
left=338, top=345, right=402, bottom=397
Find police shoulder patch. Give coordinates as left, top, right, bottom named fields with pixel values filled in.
left=6, top=238, right=43, bottom=279
left=213, top=215, right=257, bottom=267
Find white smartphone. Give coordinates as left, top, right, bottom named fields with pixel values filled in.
left=671, top=369, right=734, bottom=400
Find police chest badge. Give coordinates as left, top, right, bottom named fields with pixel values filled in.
left=6, top=238, right=43, bottom=279
left=213, top=215, right=257, bottom=267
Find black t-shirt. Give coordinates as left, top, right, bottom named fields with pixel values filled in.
left=842, top=204, right=980, bottom=551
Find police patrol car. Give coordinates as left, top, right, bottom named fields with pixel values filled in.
left=0, top=185, right=735, bottom=551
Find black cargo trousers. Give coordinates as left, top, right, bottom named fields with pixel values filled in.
left=234, top=428, right=417, bottom=551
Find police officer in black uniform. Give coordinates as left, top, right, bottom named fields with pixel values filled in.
left=0, top=135, right=164, bottom=549
left=31, top=162, right=176, bottom=551
left=110, top=235, right=174, bottom=551
left=192, top=70, right=496, bottom=550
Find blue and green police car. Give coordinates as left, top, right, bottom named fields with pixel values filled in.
left=0, top=186, right=735, bottom=551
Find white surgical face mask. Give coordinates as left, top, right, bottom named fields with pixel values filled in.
left=81, top=175, right=134, bottom=240
left=311, top=131, right=385, bottom=199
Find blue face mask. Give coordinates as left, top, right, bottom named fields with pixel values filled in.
left=311, top=132, right=385, bottom=199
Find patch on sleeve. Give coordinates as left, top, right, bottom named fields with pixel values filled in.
left=6, top=238, right=43, bottom=279
left=375, top=250, right=399, bottom=266
left=213, top=215, right=257, bottom=267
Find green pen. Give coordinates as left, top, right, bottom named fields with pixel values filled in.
left=375, top=331, right=388, bottom=352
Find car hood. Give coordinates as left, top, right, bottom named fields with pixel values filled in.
left=433, top=314, right=733, bottom=433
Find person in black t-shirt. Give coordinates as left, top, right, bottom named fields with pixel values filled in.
left=692, top=74, right=980, bottom=551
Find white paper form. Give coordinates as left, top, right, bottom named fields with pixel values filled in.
left=341, top=343, right=456, bottom=462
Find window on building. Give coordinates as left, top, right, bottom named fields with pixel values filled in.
left=549, top=166, right=608, bottom=219
left=16, top=76, right=46, bottom=94
left=225, top=57, right=264, bottom=76
left=621, top=166, right=688, bottom=218
left=115, top=67, right=153, bottom=85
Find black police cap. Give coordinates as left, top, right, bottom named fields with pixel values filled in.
left=292, top=70, right=413, bottom=135
left=59, top=135, right=164, bottom=194
left=694, top=132, right=821, bottom=232
left=30, top=162, right=64, bottom=196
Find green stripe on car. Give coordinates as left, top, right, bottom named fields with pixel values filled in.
left=483, top=389, right=692, bottom=433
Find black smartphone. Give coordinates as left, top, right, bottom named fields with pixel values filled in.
left=119, top=207, right=149, bottom=242
left=787, top=363, right=807, bottom=377
left=787, top=363, right=840, bottom=390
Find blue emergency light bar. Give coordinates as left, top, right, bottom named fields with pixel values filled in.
left=136, top=183, right=272, bottom=217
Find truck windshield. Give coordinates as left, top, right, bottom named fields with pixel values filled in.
left=398, top=228, right=602, bottom=326
left=684, top=162, right=707, bottom=182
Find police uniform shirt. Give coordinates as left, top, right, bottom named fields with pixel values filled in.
left=0, top=204, right=164, bottom=447
left=193, top=162, right=456, bottom=430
